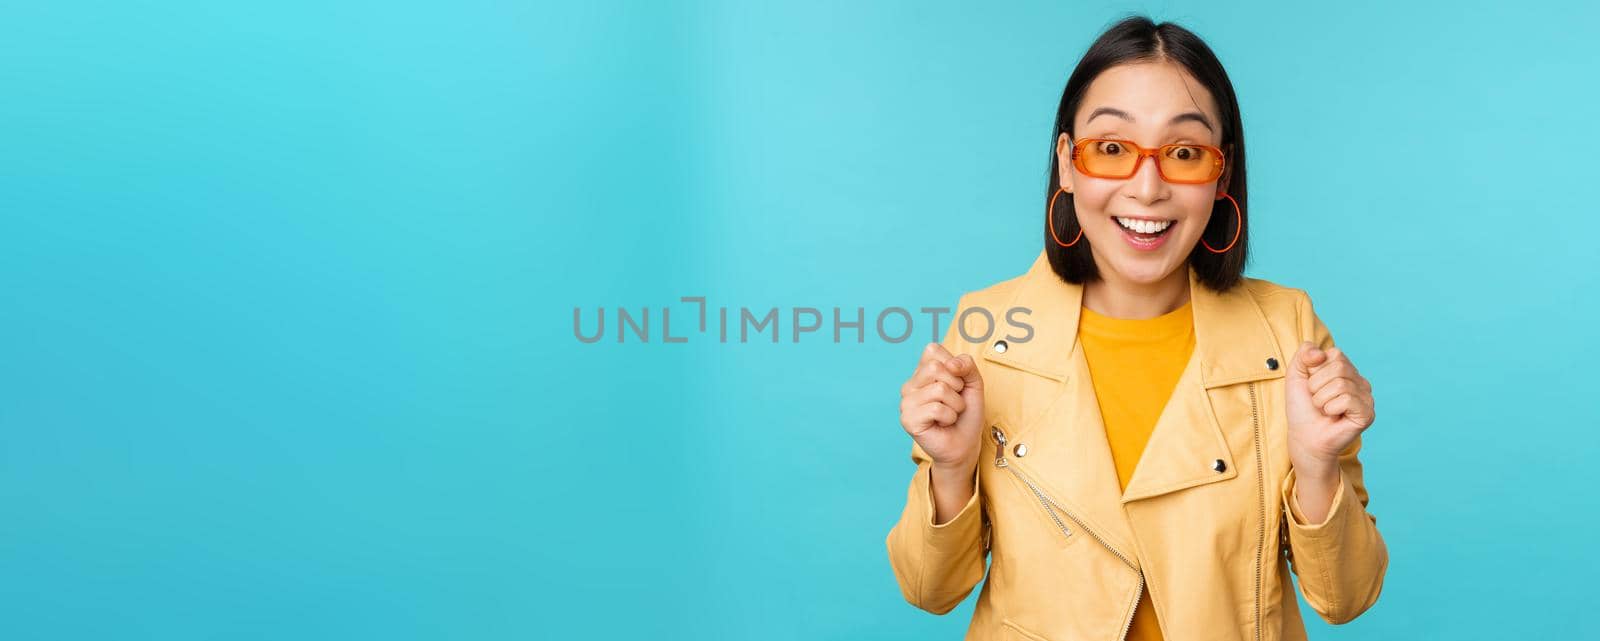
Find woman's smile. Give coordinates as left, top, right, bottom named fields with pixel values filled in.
left=1113, top=215, right=1178, bottom=251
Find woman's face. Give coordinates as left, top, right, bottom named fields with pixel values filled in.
left=1056, top=60, right=1230, bottom=286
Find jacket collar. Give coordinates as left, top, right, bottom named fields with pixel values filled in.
left=982, top=251, right=1284, bottom=389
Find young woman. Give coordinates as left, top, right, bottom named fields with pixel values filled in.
left=886, top=17, right=1388, bottom=641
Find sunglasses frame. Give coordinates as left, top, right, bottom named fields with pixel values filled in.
left=1070, top=137, right=1227, bottom=184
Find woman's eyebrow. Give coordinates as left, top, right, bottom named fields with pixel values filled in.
left=1169, top=112, right=1215, bottom=132
left=1086, top=106, right=1214, bottom=132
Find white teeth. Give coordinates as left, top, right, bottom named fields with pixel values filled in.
left=1116, top=217, right=1173, bottom=234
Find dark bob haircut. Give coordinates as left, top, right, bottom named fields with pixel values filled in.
left=1045, top=16, right=1248, bottom=292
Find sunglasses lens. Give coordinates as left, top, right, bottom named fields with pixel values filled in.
left=1079, top=140, right=1139, bottom=177
left=1158, top=145, right=1223, bottom=182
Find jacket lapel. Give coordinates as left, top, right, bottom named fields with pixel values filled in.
left=980, top=251, right=1287, bottom=553
left=1120, top=259, right=1287, bottom=502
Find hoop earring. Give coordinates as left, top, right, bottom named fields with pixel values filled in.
left=1047, top=187, right=1083, bottom=247
left=1202, top=193, right=1242, bottom=254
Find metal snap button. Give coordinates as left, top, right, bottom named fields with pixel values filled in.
left=993, top=340, right=1008, bottom=354
left=1013, top=443, right=1028, bottom=457
left=1212, top=458, right=1227, bottom=473
left=1266, top=357, right=1279, bottom=370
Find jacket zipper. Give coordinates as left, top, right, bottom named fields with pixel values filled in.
left=1248, top=382, right=1264, bottom=641
left=991, top=426, right=1143, bottom=641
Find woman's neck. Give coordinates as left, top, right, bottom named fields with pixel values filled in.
left=1082, top=265, right=1191, bottom=320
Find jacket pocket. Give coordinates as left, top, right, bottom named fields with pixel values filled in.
left=1001, top=618, right=1055, bottom=641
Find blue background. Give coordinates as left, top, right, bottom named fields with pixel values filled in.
left=3, top=1, right=1596, bottom=638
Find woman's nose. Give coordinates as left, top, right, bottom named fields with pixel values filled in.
left=1126, top=154, right=1166, bottom=203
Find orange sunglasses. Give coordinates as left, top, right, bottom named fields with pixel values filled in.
left=1070, top=138, right=1226, bottom=184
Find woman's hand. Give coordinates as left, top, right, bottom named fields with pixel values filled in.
left=900, top=342, right=986, bottom=475
left=1285, top=341, right=1376, bottom=520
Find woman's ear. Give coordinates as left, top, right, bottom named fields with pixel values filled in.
left=1056, top=132, right=1075, bottom=193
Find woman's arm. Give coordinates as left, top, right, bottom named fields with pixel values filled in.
left=1281, top=435, right=1388, bottom=624
left=886, top=296, right=990, bottom=615
left=1280, top=289, right=1389, bottom=625
left=886, top=440, right=987, bottom=615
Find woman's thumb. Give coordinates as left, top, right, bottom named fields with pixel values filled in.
left=1289, top=341, right=1325, bottom=379
left=945, top=355, right=984, bottom=390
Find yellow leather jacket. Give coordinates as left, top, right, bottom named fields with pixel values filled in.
left=886, top=251, right=1388, bottom=640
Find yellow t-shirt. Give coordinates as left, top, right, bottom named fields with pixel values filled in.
left=1078, top=298, right=1196, bottom=641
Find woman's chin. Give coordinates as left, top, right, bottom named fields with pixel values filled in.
left=1106, top=253, right=1182, bottom=285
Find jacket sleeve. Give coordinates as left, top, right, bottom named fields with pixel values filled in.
left=884, top=295, right=990, bottom=615
left=1280, top=289, right=1390, bottom=625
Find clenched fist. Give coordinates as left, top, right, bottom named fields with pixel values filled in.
left=1286, top=341, right=1376, bottom=475
left=899, top=342, right=985, bottom=473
